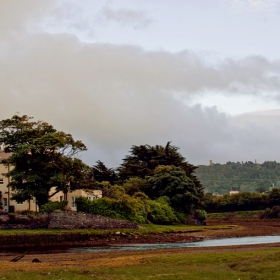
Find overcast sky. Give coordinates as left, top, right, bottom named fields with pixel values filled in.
left=1, top=0, right=280, bottom=167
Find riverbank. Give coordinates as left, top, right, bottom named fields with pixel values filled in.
left=1, top=242, right=280, bottom=279
left=1, top=217, right=280, bottom=279
left=1, top=215, right=280, bottom=249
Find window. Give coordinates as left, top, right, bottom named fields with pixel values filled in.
left=17, top=201, right=23, bottom=205
left=71, top=197, right=76, bottom=208
left=3, top=198, right=7, bottom=212
left=87, top=196, right=91, bottom=200
left=60, top=196, right=63, bottom=202
left=3, top=198, right=7, bottom=207
left=0, top=178, right=3, bottom=185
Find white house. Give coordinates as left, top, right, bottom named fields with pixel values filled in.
left=0, top=150, right=102, bottom=212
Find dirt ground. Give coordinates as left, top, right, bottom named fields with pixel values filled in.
left=1, top=219, right=280, bottom=271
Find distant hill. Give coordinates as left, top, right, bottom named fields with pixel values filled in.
left=195, top=161, right=280, bottom=194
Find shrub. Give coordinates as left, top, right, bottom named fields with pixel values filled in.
left=75, top=196, right=147, bottom=224
left=147, top=197, right=178, bottom=224
left=15, top=209, right=36, bottom=218
left=39, top=201, right=68, bottom=213
left=76, top=194, right=179, bottom=225
left=260, top=206, right=280, bottom=219
left=193, top=209, right=207, bottom=221
left=174, top=211, right=188, bottom=223
left=16, top=209, right=36, bottom=215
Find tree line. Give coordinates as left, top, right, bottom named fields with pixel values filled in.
left=0, top=114, right=205, bottom=224
left=203, top=188, right=280, bottom=213
left=195, top=161, right=280, bottom=194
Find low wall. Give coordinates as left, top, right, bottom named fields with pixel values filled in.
left=0, top=212, right=138, bottom=230
left=48, top=212, right=138, bottom=229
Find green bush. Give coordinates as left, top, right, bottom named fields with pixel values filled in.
left=174, top=211, right=188, bottom=223
left=147, top=197, right=178, bottom=224
left=260, top=206, right=280, bottom=219
left=16, top=209, right=36, bottom=215
left=15, top=209, right=36, bottom=219
left=39, top=201, right=68, bottom=213
left=193, top=209, right=207, bottom=221
left=76, top=194, right=179, bottom=225
left=75, top=196, right=147, bottom=224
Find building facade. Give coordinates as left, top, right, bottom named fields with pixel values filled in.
left=0, top=150, right=102, bottom=212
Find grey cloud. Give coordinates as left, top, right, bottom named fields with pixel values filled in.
left=1, top=1, right=280, bottom=167
left=95, top=7, right=153, bottom=29
left=43, top=1, right=96, bottom=38
left=0, top=0, right=56, bottom=37
left=227, top=0, right=280, bottom=12
left=225, top=110, right=280, bottom=163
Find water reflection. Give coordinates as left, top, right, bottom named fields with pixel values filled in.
left=69, top=235, right=280, bottom=253
left=1, top=235, right=280, bottom=256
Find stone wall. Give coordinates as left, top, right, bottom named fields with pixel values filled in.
left=48, top=212, right=138, bottom=229
left=0, top=212, right=138, bottom=229
left=0, top=213, right=49, bottom=229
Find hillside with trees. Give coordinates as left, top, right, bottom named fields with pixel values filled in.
left=195, top=161, right=280, bottom=194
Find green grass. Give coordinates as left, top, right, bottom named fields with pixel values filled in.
left=0, top=223, right=234, bottom=234
left=2, top=248, right=280, bottom=279
left=0, top=224, right=210, bottom=235
left=0, top=223, right=234, bottom=247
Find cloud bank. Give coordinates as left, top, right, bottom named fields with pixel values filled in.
left=1, top=0, right=280, bottom=167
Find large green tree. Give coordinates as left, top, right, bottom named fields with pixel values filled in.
left=0, top=114, right=90, bottom=206
left=147, top=165, right=201, bottom=213
left=92, top=160, right=117, bottom=185
left=117, top=142, right=203, bottom=196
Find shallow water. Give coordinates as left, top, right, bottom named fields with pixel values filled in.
left=2, top=235, right=280, bottom=256
left=69, top=235, right=280, bottom=253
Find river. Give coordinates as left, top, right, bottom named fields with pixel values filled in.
left=68, top=235, right=280, bottom=253
left=1, top=235, right=280, bottom=256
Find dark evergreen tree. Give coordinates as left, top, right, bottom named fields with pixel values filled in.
left=92, top=160, right=117, bottom=185
left=147, top=165, right=201, bottom=213
left=117, top=142, right=203, bottom=194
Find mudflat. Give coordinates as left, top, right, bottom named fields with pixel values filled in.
left=1, top=219, right=280, bottom=271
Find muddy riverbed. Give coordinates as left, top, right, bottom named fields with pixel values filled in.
left=1, top=218, right=280, bottom=270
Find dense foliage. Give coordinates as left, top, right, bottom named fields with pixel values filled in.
left=117, top=142, right=203, bottom=192
left=0, top=114, right=90, bottom=206
left=203, top=188, right=280, bottom=213
left=196, top=161, right=280, bottom=194
left=39, top=201, right=68, bottom=213
left=76, top=143, right=206, bottom=224
left=147, top=165, right=201, bottom=213
left=0, top=115, right=205, bottom=223
left=75, top=193, right=179, bottom=224
left=116, top=142, right=203, bottom=212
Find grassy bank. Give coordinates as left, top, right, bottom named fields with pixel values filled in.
left=0, top=224, right=230, bottom=235
left=0, top=224, right=235, bottom=248
left=2, top=247, right=280, bottom=279
left=0, top=210, right=276, bottom=248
